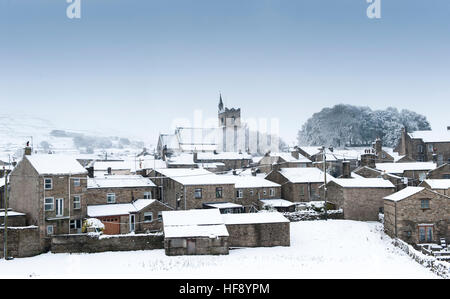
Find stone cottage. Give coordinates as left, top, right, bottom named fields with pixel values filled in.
left=325, top=178, right=396, bottom=221
left=9, top=154, right=88, bottom=250
left=384, top=187, right=450, bottom=245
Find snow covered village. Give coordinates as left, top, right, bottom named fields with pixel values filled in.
left=1, top=1, right=450, bottom=281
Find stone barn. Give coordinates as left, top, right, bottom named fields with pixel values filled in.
left=162, top=209, right=229, bottom=256
left=223, top=212, right=290, bottom=248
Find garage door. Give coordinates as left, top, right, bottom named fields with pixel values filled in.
left=99, top=217, right=120, bottom=235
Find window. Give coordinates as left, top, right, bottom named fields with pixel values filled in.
left=73, top=178, right=81, bottom=187
left=158, top=212, right=163, bottom=222
left=144, top=212, right=153, bottom=223
left=45, top=197, right=54, bottom=211
left=44, top=178, right=53, bottom=190
left=419, top=172, right=426, bottom=182
left=249, top=189, right=254, bottom=196
left=269, top=188, right=275, bottom=197
left=419, top=226, right=433, bottom=243
left=216, top=187, right=223, bottom=198
left=417, top=145, right=424, bottom=153
left=107, top=193, right=116, bottom=204
left=143, top=192, right=152, bottom=199
left=56, top=198, right=64, bottom=217
left=300, top=186, right=305, bottom=196
left=444, top=174, right=450, bottom=179
left=236, top=189, right=243, bottom=198
left=427, top=144, right=434, bottom=152
left=263, top=189, right=267, bottom=196
left=420, top=199, right=430, bottom=209
left=47, top=225, right=54, bottom=235
left=70, top=219, right=82, bottom=229
left=194, top=189, right=202, bottom=199
left=73, top=196, right=81, bottom=210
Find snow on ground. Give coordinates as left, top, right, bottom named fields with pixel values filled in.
left=0, top=220, right=439, bottom=279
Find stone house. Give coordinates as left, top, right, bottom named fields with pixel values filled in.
left=9, top=154, right=88, bottom=250
left=375, top=162, right=437, bottom=186
left=257, top=152, right=311, bottom=174
left=87, top=199, right=173, bottom=235
left=194, top=151, right=252, bottom=171
left=227, top=175, right=282, bottom=212
left=223, top=212, right=290, bottom=247
left=395, top=127, right=450, bottom=164
left=85, top=175, right=157, bottom=205
left=384, top=187, right=450, bottom=245
left=265, top=167, right=333, bottom=202
left=352, top=166, right=406, bottom=191
left=149, top=168, right=236, bottom=210
left=426, top=163, right=450, bottom=179
left=92, top=160, right=133, bottom=177
left=259, top=199, right=296, bottom=212
left=324, top=178, right=396, bottom=221
left=420, top=180, right=450, bottom=196
left=162, top=209, right=229, bottom=256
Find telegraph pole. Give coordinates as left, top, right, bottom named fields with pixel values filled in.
left=3, top=166, right=9, bottom=259
left=322, top=146, right=328, bottom=221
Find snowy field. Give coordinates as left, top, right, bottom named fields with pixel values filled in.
left=0, top=220, right=439, bottom=279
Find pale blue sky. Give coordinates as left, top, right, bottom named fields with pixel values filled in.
left=1, top=0, right=449, bottom=145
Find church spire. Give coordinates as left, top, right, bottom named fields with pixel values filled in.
left=218, top=93, right=224, bottom=113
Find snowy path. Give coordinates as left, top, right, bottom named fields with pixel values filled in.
left=0, top=220, right=439, bottom=279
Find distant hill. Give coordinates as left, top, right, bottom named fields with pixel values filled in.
left=0, top=114, right=146, bottom=161
left=297, top=104, right=431, bottom=148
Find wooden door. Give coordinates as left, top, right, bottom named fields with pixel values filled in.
left=100, top=217, right=120, bottom=235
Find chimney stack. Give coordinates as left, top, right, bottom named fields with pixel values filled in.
left=360, top=153, right=376, bottom=169
left=374, top=138, right=382, bottom=157
left=24, top=141, right=32, bottom=156
left=342, top=161, right=351, bottom=178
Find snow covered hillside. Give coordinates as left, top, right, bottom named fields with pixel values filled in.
left=0, top=221, right=439, bottom=279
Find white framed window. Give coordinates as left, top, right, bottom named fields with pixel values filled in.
left=143, top=192, right=152, bottom=199
left=73, top=195, right=81, bottom=210
left=249, top=189, right=254, bottom=196
left=107, top=193, right=116, bottom=204
left=194, top=188, right=202, bottom=199
left=47, top=225, right=54, bottom=235
left=419, top=172, right=426, bottom=182
left=157, top=212, right=163, bottom=222
left=269, top=188, right=275, bottom=197
left=44, top=178, right=53, bottom=190
left=44, top=197, right=54, bottom=211
left=263, top=189, right=267, bottom=196
left=144, top=212, right=153, bottom=223
left=73, top=178, right=81, bottom=187
left=237, top=189, right=243, bottom=198
left=428, top=144, right=434, bottom=152
left=56, top=198, right=64, bottom=217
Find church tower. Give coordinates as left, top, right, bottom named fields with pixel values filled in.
left=217, top=94, right=242, bottom=152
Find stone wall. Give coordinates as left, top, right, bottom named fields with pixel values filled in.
left=164, top=237, right=229, bottom=256
left=0, top=214, right=27, bottom=227
left=0, top=226, right=42, bottom=258
left=226, top=222, right=290, bottom=247
left=51, top=233, right=164, bottom=254
left=85, top=186, right=156, bottom=205
left=427, top=164, right=450, bottom=179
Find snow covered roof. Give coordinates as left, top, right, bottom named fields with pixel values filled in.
left=162, top=209, right=229, bottom=238
left=298, top=146, right=322, bottom=157
left=87, top=199, right=156, bottom=217
left=162, top=209, right=225, bottom=226
left=423, top=179, right=450, bottom=189
left=87, top=175, right=156, bottom=189
left=0, top=210, right=25, bottom=217
left=375, top=162, right=437, bottom=174
left=276, top=167, right=333, bottom=183
left=222, top=212, right=289, bottom=225
left=25, top=155, right=88, bottom=175
left=166, top=153, right=197, bottom=166
left=155, top=168, right=235, bottom=185
left=330, top=178, right=395, bottom=188
left=203, top=202, right=244, bottom=209
left=275, top=152, right=311, bottom=163
left=408, top=130, right=450, bottom=143
left=259, top=199, right=295, bottom=208
left=226, top=175, right=281, bottom=188
left=383, top=187, right=425, bottom=202
left=197, top=152, right=252, bottom=160
left=93, top=160, right=131, bottom=171
left=164, top=224, right=229, bottom=239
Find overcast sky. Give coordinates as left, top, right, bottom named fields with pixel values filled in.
left=1, top=0, right=449, bottom=146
